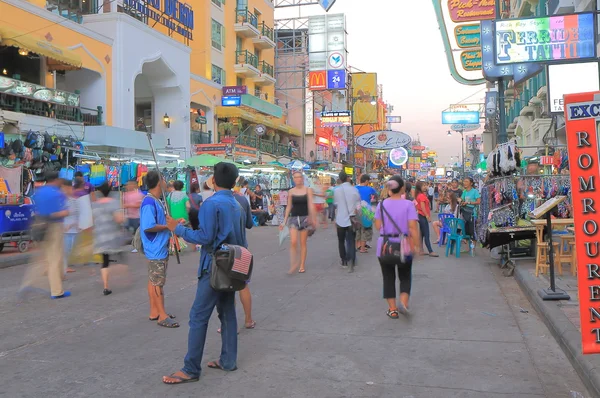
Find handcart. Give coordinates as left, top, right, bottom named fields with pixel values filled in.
left=0, top=204, right=34, bottom=253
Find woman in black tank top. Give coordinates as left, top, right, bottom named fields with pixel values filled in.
left=281, top=171, right=316, bottom=274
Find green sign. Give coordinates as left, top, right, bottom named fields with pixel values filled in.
left=454, top=24, right=480, bottom=49
left=461, top=50, right=482, bottom=71
left=196, top=116, right=207, bottom=124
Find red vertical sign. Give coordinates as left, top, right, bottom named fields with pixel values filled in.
left=564, top=91, right=600, bottom=354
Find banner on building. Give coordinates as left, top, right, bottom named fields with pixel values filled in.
left=548, top=62, right=600, bottom=114
left=321, top=111, right=351, bottom=127
left=351, top=73, right=378, bottom=124
left=308, top=14, right=347, bottom=71
left=564, top=90, right=600, bottom=354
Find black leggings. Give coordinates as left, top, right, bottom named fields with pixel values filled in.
left=102, top=254, right=110, bottom=269
left=379, top=257, right=413, bottom=298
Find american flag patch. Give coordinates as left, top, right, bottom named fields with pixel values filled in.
left=231, top=246, right=252, bottom=277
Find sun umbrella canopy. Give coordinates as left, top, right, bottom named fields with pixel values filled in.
left=185, top=154, right=244, bottom=168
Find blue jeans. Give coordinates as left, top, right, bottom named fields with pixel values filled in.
left=182, top=270, right=238, bottom=378
left=64, top=233, right=77, bottom=273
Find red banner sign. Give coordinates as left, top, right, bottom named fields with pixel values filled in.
left=564, top=91, right=600, bottom=354
left=540, top=155, right=554, bottom=165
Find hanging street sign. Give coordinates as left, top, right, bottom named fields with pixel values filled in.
left=355, top=130, right=412, bottom=150
left=442, top=111, right=480, bottom=124
left=451, top=123, right=480, bottom=132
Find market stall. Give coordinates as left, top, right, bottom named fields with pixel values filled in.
left=239, top=164, right=291, bottom=225
left=0, top=165, right=34, bottom=252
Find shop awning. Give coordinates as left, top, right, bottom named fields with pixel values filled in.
left=0, top=26, right=82, bottom=69
left=216, top=106, right=301, bottom=137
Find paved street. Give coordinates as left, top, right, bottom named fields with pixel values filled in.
left=0, top=225, right=591, bottom=398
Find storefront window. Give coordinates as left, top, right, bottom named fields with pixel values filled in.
left=211, top=0, right=222, bottom=7
left=211, top=65, right=225, bottom=85
left=211, top=19, right=225, bottom=50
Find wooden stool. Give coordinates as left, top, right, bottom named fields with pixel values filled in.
left=557, top=235, right=575, bottom=276
left=535, top=241, right=560, bottom=277
left=568, top=240, right=577, bottom=276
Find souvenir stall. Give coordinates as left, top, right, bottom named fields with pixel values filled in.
left=240, top=165, right=291, bottom=225
left=0, top=165, right=34, bottom=252
left=477, top=142, right=572, bottom=272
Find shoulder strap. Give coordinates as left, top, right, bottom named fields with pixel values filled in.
left=380, top=199, right=405, bottom=236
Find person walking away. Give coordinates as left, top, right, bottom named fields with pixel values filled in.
left=62, top=180, right=79, bottom=275
left=312, top=181, right=327, bottom=228
left=167, top=180, right=190, bottom=225
left=334, top=171, right=361, bottom=272
left=21, top=171, right=70, bottom=299
left=201, top=177, right=214, bottom=202
left=427, top=183, right=435, bottom=211
left=92, top=182, right=125, bottom=295
left=325, top=182, right=336, bottom=223
left=162, top=162, right=247, bottom=385
left=415, top=182, right=438, bottom=257
left=459, top=177, right=480, bottom=251
left=71, top=174, right=95, bottom=267
left=280, top=171, right=316, bottom=274
left=433, top=192, right=458, bottom=243
left=189, top=184, right=203, bottom=209
left=124, top=179, right=143, bottom=252
left=140, top=171, right=179, bottom=328
left=374, top=175, right=420, bottom=318
left=355, top=174, right=378, bottom=253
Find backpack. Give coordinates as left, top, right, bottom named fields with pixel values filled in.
left=24, top=131, right=37, bottom=148
left=132, top=226, right=145, bottom=254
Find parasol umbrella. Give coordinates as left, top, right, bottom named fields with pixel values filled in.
left=185, top=154, right=245, bottom=168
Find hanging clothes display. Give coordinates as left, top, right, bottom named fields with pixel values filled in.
left=486, top=140, right=521, bottom=177
left=0, top=166, right=22, bottom=195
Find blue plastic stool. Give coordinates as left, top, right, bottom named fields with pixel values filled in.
left=252, top=215, right=259, bottom=227
left=445, top=218, right=467, bottom=258
left=438, top=214, right=455, bottom=246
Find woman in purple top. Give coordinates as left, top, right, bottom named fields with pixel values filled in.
left=374, top=175, right=420, bottom=319
left=73, top=172, right=96, bottom=201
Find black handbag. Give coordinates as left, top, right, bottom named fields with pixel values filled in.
left=210, top=244, right=254, bottom=292
left=378, top=200, right=411, bottom=265
left=461, top=205, right=475, bottom=223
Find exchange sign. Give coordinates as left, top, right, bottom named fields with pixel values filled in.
left=495, top=13, right=596, bottom=65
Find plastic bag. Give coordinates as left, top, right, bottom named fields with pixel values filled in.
left=279, top=225, right=290, bottom=246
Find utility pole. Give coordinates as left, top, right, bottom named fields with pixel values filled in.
left=495, top=0, right=507, bottom=144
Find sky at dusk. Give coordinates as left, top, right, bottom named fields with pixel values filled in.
left=275, top=0, right=487, bottom=166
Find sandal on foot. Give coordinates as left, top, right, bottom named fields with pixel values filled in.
left=387, top=309, right=400, bottom=319
left=207, top=361, right=237, bottom=371
left=157, top=317, right=180, bottom=328
left=162, top=372, right=199, bottom=385
left=149, top=314, right=176, bottom=321
left=298, top=269, right=306, bottom=273
left=245, top=320, right=256, bottom=329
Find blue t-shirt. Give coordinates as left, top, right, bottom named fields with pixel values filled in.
left=140, top=195, right=170, bottom=260
left=356, top=185, right=377, bottom=203
left=33, top=185, right=66, bottom=222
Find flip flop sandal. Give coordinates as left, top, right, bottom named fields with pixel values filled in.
left=245, top=321, right=256, bottom=329
left=157, top=317, right=180, bottom=328
left=162, top=372, right=199, bottom=385
left=386, top=309, right=400, bottom=319
left=298, top=269, right=306, bottom=273
left=207, top=361, right=237, bottom=371
left=149, top=314, right=176, bottom=321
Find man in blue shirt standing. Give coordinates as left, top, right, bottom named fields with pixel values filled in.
left=163, top=162, right=247, bottom=385
left=140, top=171, right=178, bottom=328
left=21, top=171, right=70, bottom=299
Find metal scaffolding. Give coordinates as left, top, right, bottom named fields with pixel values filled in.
left=274, top=0, right=320, bottom=7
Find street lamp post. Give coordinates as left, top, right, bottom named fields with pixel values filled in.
left=448, top=129, right=465, bottom=178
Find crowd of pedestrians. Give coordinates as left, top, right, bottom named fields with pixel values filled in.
left=18, top=162, right=483, bottom=386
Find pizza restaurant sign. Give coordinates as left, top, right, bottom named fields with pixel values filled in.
left=564, top=92, right=600, bottom=355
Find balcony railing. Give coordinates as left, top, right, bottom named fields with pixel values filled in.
left=191, top=130, right=212, bottom=145
left=235, top=8, right=258, bottom=28
left=258, top=61, right=274, bottom=77
left=219, top=133, right=296, bottom=158
left=258, top=22, right=274, bottom=41
left=235, top=50, right=258, bottom=68
left=0, top=93, right=103, bottom=126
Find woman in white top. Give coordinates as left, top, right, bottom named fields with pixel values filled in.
left=433, top=192, right=458, bottom=244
